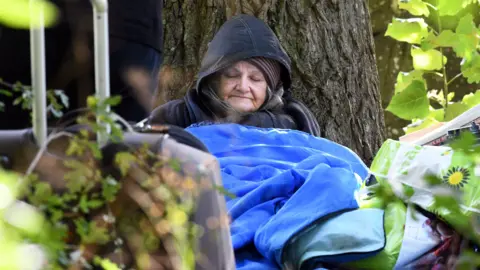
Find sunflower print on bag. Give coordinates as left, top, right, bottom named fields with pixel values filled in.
left=442, top=166, right=470, bottom=188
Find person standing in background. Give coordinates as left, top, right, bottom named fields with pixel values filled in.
left=0, top=0, right=163, bottom=129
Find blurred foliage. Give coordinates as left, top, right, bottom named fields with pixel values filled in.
left=0, top=0, right=59, bottom=29
left=0, top=0, right=62, bottom=116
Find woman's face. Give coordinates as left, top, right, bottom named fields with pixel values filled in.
left=217, top=61, right=267, bottom=113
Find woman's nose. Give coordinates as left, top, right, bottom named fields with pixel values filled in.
left=237, top=77, right=250, bottom=92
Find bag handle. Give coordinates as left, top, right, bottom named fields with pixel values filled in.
left=29, top=0, right=111, bottom=146
left=91, top=0, right=111, bottom=146
left=29, top=0, right=47, bottom=146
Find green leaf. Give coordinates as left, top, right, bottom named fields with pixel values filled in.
left=86, top=96, right=97, bottom=108
left=386, top=80, right=430, bottom=120
left=0, top=89, right=12, bottom=97
left=87, top=199, right=104, bottom=209
left=453, top=14, right=479, bottom=59
left=404, top=117, right=439, bottom=134
left=424, top=174, right=443, bottom=186
left=447, top=92, right=455, bottom=102
left=436, top=0, right=476, bottom=16
left=429, top=107, right=445, bottom=121
left=0, top=0, right=59, bottom=29
left=395, top=70, right=426, bottom=94
left=456, top=14, right=477, bottom=36
left=87, top=141, right=102, bottom=159
left=422, top=30, right=456, bottom=50
left=461, top=53, right=480, bottom=84
left=445, top=102, right=470, bottom=121
left=79, top=194, right=90, bottom=213
left=385, top=18, right=429, bottom=44
left=411, top=47, right=447, bottom=71
left=29, top=182, right=53, bottom=205
left=450, top=131, right=476, bottom=153
left=114, top=152, right=136, bottom=176
left=462, top=90, right=480, bottom=108
left=104, top=95, right=122, bottom=107
left=101, top=177, right=121, bottom=202
left=398, top=0, right=430, bottom=16
left=65, top=139, right=83, bottom=156
left=79, top=129, right=89, bottom=138
left=93, top=256, right=121, bottom=270
left=435, top=30, right=457, bottom=47
left=110, top=126, right=124, bottom=143
left=49, top=209, right=63, bottom=223
left=74, top=218, right=110, bottom=244
left=12, top=96, right=22, bottom=106
left=402, top=184, right=415, bottom=199
left=64, top=170, right=88, bottom=193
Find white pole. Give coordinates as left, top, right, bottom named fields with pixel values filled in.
left=91, top=0, right=110, bottom=146
left=30, top=0, right=48, bottom=146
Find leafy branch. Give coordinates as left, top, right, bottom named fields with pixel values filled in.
left=0, top=78, right=69, bottom=118
left=385, top=0, right=480, bottom=134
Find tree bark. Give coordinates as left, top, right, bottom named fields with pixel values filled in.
left=159, top=0, right=385, bottom=164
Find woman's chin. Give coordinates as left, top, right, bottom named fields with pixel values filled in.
left=231, top=104, right=256, bottom=113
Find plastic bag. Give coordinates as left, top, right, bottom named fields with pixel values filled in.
left=369, top=139, right=480, bottom=239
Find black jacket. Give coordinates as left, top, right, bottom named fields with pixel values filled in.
left=149, top=14, right=320, bottom=136
left=51, top=0, right=163, bottom=53
left=109, top=0, right=163, bottom=52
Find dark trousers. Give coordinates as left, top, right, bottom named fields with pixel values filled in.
left=0, top=25, right=161, bottom=130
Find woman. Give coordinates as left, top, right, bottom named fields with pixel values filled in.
left=148, top=14, right=320, bottom=136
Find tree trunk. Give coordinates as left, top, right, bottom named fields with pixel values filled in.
left=159, top=0, right=386, bottom=164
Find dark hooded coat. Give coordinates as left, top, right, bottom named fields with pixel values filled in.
left=148, top=14, right=320, bottom=136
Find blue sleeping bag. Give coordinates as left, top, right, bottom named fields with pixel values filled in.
left=185, top=123, right=379, bottom=269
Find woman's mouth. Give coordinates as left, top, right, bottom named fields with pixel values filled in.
left=229, top=95, right=251, bottom=99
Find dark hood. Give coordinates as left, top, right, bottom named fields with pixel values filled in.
left=196, top=14, right=292, bottom=93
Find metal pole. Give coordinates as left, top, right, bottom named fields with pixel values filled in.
left=30, top=0, right=48, bottom=146
left=91, top=0, right=110, bottom=146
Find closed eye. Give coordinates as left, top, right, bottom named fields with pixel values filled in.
left=223, top=72, right=239, bottom=78
left=250, top=76, right=264, bottom=82
left=222, top=67, right=241, bottom=78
